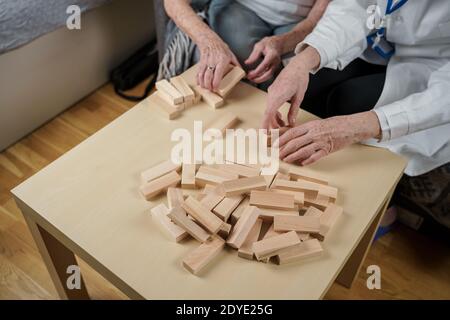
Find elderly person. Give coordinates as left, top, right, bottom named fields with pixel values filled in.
left=263, top=0, right=450, bottom=229
left=164, top=0, right=330, bottom=92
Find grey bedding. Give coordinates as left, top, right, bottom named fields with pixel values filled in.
left=0, top=0, right=110, bottom=54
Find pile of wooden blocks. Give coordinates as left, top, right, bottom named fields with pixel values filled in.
left=148, top=65, right=246, bottom=119
left=140, top=156, right=343, bottom=275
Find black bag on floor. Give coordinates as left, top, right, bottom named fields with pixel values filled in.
left=110, top=40, right=159, bottom=101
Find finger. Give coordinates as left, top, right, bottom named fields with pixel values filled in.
left=276, top=112, right=285, bottom=127
left=278, top=126, right=309, bottom=147
left=280, top=134, right=313, bottom=159
left=230, top=53, right=242, bottom=68
left=284, top=143, right=319, bottom=164
left=212, top=62, right=228, bottom=91
left=301, top=149, right=327, bottom=166
left=248, top=54, right=274, bottom=79
left=204, top=67, right=214, bottom=91
left=261, top=113, right=272, bottom=130
left=197, top=62, right=207, bottom=87
left=252, top=66, right=276, bottom=84
left=245, top=45, right=263, bottom=65
left=288, top=94, right=303, bottom=127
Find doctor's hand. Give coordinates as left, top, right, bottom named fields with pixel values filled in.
left=261, top=46, right=320, bottom=129
left=246, top=36, right=283, bottom=84
left=197, top=35, right=241, bottom=92
left=276, top=111, right=382, bottom=165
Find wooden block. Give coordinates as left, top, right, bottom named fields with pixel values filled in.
left=193, top=85, right=224, bottom=109
left=252, top=231, right=300, bottom=260
left=217, top=66, right=246, bottom=97
left=260, top=224, right=308, bottom=262
left=289, top=167, right=329, bottom=185
left=273, top=215, right=321, bottom=234
left=151, top=204, right=189, bottom=242
left=181, top=163, right=196, bottom=189
left=270, top=172, right=290, bottom=187
left=167, top=187, right=185, bottom=209
left=195, top=166, right=238, bottom=187
left=263, top=174, right=276, bottom=187
left=230, top=196, right=249, bottom=225
left=249, top=190, right=295, bottom=211
left=271, top=189, right=304, bottom=205
left=238, top=218, right=263, bottom=260
left=222, top=176, right=267, bottom=196
left=316, top=204, right=343, bottom=240
left=200, top=186, right=225, bottom=211
left=182, top=236, right=225, bottom=275
left=182, top=196, right=224, bottom=234
left=275, top=238, right=323, bottom=265
left=316, top=184, right=338, bottom=200
left=148, top=92, right=183, bottom=119
left=258, top=208, right=299, bottom=221
left=206, top=112, right=239, bottom=135
left=167, top=207, right=210, bottom=242
left=305, top=193, right=330, bottom=211
left=227, top=206, right=261, bottom=249
left=303, top=206, right=323, bottom=217
left=215, top=163, right=260, bottom=178
left=294, top=179, right=337, bottom=200
left=218, top=222, right=232, bottom=239
left=155, top=79, right=184, bottom=104
left=170, top=76, right=195, bottom=101
left=213, top=194, right=244, bottom=222
left=272, top=179, right=319, bottom=198
left=141, top=159, right=181, bottom=183
left=140, top=171, right=181, bottom=200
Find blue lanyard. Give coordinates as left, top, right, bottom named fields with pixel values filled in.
left=367, top=0, right=409, bottom=59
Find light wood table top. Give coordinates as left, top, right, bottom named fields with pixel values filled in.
left=12, top=67, right=406, bottom=299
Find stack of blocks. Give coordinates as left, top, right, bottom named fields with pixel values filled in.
left=149, top=65, right=246, bottom=119
left=140, top=148, right=343, bottom=276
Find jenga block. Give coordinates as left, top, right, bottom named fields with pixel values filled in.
left=213, top=194, right=244, bottom=222
left=181, top=163, right=196, bottom=189
left=262, top=174, right=276, bottom=187
left=252, top=231, right=300, bottom=260
left=167, top=207, right=210, bottom=242
left=289, top=168, right=329, bottom=185
left=167, top=187, right=185, bottom=209
left=218, top=222, right=232, bottom=239
left=155, top=79, right=184, bottom=104
left=272, top=179, right=319, bottom=198
left=195, top=166, right=238, bottom=187
left=182, top=196, right=224, bottom=234
left=182, top=236, right=225, bottom=275
left=316, top=184, right=338, bottom=200
left=305, top=193, right=330, bottom=211
left=193, top=85, right=224, bottom=109
left=140, top=171, right=181, bottom=200
left=249, top=190, right=295, bottom=211
left=238, top=218, right=263, bottom=260
left=260, top=224, right=308, bottom=262
left=271, top=172, right=290, bottom=186
left=170, top=76, right=195, bottom=102
left=148, top=92, right=183, bottom=120
left=303, top=206, right=324, bottom=217
left=258, top=208, right=299, bottom=221
left=227, top=206, right=261, bottom=249
left=206, top=112, right=239, bottom=135
left=293, top=179, right=337, bottom=200
left=275, top=238, right=323, bottom=265
left=217, top=66, right=246, bottom=97
left=230, top=196, right=249, bottom=225
left=200, top=186, right=225, bottom=211
left=151, top=204, right=189, bottom=242
left=271, top=189, right=304, bottom=205
left=273, top=215, right=321, bottom=234
left=222, top=176, right=267, bottom=196
left=141, top=159, right=181, bottom=183
left=315, top=204, right=343, bottom=241
left=216, top=163, right=260, bottom=178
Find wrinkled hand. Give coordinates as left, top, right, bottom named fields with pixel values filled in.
left=262, top=57, right=310, bottom=129
left=246, top=36, right=283, bottom=84
left=277, top=112, right=381, bottom=165
left=197, top=35, right=241, bottom=92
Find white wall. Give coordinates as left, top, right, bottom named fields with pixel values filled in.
left=0, top=0, right=156, bottom=150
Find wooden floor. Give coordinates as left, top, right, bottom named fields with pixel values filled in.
left=1, top=81, right=449, bottom=300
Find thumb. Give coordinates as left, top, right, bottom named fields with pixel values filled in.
left=245, top=45, right=262, bottom=65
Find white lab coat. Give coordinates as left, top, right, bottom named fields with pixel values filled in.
left=295, top=0, right=450, bottom=176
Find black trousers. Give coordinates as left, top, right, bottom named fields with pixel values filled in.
left=301, top=58, right=387, bottom=118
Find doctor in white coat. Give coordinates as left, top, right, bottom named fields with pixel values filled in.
left=263, top=0, right=450, bottom=228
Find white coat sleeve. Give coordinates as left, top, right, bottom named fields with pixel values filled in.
left=295, top=0, right=370, bottom=71
left=374, top=61, right=450, bottom=141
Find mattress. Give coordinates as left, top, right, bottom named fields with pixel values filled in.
left=0, top=0, right=110, bottom=54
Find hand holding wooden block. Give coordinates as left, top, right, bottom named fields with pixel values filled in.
left=217, top=66, right=246, bottom=97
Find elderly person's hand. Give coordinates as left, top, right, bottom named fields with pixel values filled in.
left=197, top=35, right=241, bottom=92
left=276, top=112, right=381, bottom=165
left=245, top=36, right=283, bottom=84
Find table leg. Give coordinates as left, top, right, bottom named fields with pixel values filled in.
left=23, top=214, right=90, bottom=300
left=335, top=189, right=394, bottom=288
